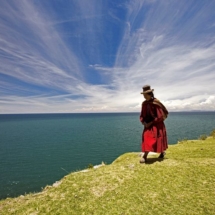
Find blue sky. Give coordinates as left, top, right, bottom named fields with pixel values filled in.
left=0, top=0, right=215, bottom=113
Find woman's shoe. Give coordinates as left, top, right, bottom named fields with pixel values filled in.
left=158, top=152, right=166, bottom=159
left=139, top=157, right=147, bottom=163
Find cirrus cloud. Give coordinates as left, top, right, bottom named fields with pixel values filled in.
left=0, top=0, right=215, bottom=113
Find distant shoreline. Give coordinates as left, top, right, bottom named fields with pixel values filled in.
left=0, top=110, right=215, bottom=115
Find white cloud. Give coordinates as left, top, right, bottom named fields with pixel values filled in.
left=164, top=95, right=215, bottom=111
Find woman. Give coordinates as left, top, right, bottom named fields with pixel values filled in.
left=139, top=85, right=168, bottom=163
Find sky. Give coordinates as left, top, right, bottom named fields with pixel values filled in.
left=0, top=0, right=215, bottom=113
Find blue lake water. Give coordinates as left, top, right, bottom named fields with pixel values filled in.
left=0, top=112, right=215, bottom=199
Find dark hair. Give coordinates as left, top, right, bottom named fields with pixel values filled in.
left=147, top=92, right=154, bottom=98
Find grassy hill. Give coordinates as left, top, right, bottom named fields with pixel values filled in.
left=1, top=134, right=215, bottom=215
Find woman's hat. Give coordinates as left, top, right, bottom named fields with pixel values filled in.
left=140, top=85, right=154, bottom=94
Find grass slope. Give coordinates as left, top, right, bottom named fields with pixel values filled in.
left=0, top=138, right=215, bottom=215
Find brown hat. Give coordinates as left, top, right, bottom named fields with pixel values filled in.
left=140, top=85, right=154, bottom=94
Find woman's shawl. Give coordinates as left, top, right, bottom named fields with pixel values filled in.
left=142, top=98, right=169, bottom=120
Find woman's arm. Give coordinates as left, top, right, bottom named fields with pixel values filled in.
left=139, top=104, right=145, bottom=124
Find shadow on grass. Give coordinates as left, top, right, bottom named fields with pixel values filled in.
left=145, top=158, right=168, bottom=164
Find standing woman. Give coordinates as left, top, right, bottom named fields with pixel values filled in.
left=139, top=85, right=169, bottom=163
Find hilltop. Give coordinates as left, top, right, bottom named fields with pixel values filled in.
left=0, top=134, right=215, bottom=215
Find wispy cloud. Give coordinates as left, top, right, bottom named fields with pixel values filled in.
left=0, top=1, right=82, bottom=90
left=0, top=0, right=215, bottom=113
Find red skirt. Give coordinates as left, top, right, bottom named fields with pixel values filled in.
left=141, top=121, right=168, bottom=152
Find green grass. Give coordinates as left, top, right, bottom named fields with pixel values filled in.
left=1, top=137, right=215, bottom=215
